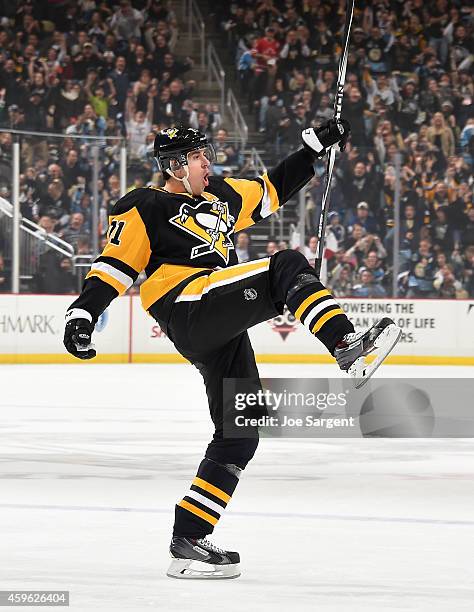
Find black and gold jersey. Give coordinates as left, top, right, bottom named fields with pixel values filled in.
left=72, top=148, right=316, bottom=322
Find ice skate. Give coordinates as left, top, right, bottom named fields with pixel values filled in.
left=334, top=317, right=401, bottom=388
left=167, top=536, right=240, bottom=579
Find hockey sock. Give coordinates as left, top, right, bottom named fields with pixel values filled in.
left=173, top=458, right=239, bottom=538
left=286, top=276, right=354, bottom=354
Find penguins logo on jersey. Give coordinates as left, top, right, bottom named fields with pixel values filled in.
left=169, top=199, right=235, bottom=263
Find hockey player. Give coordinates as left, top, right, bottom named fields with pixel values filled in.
left=64, top=123, right=401, bottom=579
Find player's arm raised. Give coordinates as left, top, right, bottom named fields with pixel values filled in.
left=227, top=118, right=350, bottom=232
left=64, top=198, right=152, bottom=360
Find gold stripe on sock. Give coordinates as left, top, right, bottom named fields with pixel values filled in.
left=311, top=308, right=346, bottom=334
left=178, top=499, right=218, bottom=525
left=294, top=289, right=330, bottom=320
left=193, top=477, right=231, bottom=503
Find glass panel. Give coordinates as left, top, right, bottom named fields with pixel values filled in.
left=0, top=130, right=122, bottom=294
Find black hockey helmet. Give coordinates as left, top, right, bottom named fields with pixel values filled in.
left=153, top=126, right=215, bottom=174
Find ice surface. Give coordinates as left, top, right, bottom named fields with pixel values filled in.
left=1, top=363, right=473, bottom=611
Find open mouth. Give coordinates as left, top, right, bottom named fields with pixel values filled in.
left=203, top=173, right=209, bottom=187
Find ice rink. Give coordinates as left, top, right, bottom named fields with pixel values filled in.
left=1, top=362, right=473, bottom=612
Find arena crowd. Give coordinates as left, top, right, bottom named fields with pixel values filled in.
left=219, top=0, right=473, bottom=298
left=0, top=0, right=472, bottom=298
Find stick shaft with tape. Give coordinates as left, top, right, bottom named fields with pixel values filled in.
left=314, top=0, right=355, bottom=277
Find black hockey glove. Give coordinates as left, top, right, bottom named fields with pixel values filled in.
left=302, top=118, right=351, bottom=158
left=64, top=308, right=97, bottom=360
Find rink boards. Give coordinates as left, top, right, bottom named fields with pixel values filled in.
left=0, top=294, right=473, bottom=365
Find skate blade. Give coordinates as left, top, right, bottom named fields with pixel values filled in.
left=348, top=324, right=402, bottom=389
left=167, top=558, right=240, bottom=580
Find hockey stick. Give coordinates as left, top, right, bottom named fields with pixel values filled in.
left=192, top=202, right=225, bottom=257
left=314, top=0, right=355, bottom=277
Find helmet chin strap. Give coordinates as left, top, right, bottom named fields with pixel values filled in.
left=168, top=165, right=193, bottom=195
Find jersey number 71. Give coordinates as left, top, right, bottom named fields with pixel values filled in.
left=108, top=220, right=126, bottom=245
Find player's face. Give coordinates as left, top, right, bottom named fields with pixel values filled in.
left=185, top=148, right=212, bottom=195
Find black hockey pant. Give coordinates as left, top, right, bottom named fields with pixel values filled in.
left=150, top=250, right=354, bottom=537
left=154, top=249, right=352, bottom=469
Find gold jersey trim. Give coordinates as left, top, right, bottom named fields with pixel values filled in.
left=140, top=263, right=210, bottom=311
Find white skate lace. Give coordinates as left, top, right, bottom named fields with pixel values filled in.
left=196, top=538, right=226, bottom=554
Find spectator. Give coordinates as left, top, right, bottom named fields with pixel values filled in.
left=128, top=45, right=153, bottom=83
left=84, top=71, right=116, bottom=119
left=363, top=69, right=397, bottom=110
left=352, top=269, right=387, bottom=298
left=238, top=37, right=257, bottom=95
left=108, top=56, right=129, bottom=113
left=396, top=80, right=423, bottom=137
left=313, top=93, right=334, bottom=124
left=150, top=85, right=170, bottom=125
left=61, top=212, right=89, bottom=250
left=293, top=103, right=311, bottom=131
left=189, top=110, right=216, bottom=144
left=23, top=90, right=47, bottom=131
left=34, top=252, right=76, bottom=294
left=61, top=149, right=82, bottom=191
left=210, top=128, right=240, bottom=174
left=50, top=80, right=87, bottom=131
left=327, top=211, right=345, bottom=247
left=365, top=26, right=391, bottom=74
left=169, top=80, right=189, bottom=118
left=0, top=59, right=26, bottom=108
left=22, top=92, right=48, bottom=166
left=40, top=179, right=69, bottom=226
left=105, top=174, right=122, bottom=213
left=304, top=235, right=318, bottom=267
left=246, top=27, right=279, bottom=108
left=330, top=264, right=354, bottom=298
left=4, top=104, right=25, bottom=130
left=73, top=42, right=103, bottom=81
left=109, top=1, right=144, bottom=43
left=158, top=54, right=193, bottom=84
left=420, top=78, right=442, bottom=116
left=71, top=192, right=93, bottom=232
left=425, top=0, right=449, bottom=65
left=66, top=103, right=106, bottom=138
left=125, top=90, right=153, bottom=159
left=401, top=203, right=422, bottom=238
left=459, top=119, right=474, bottom=167
left=346, top=230, right=387, bottom=269
left=347, top=202, right=379, bottom=234
left=279, top=29, right=310, bottom=73
left=265, top=240, right=279, bottom=256
left=389, top=33, right=418, bottom=75
left=449, top=25, right=473, bottom=73
left=88, top=12, right=108, bottom=48
left=151, top=33, right=171, bottom=65
left=235, top=232, right=257, bottom=263
left=426, top=112, right=455, bottom=161
left=362, top=250, right=385, bottom=284
left=342, top=161, right=379, bottom=212
left=341, top=88, right=369, bottom=146
left=433, top=264, right=467, bottom=299
left=406, top=239, right=437, bottom=298
left=37, top=215, right=59, bottom=237
left=431, top=207, right=455, bottom=252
